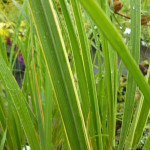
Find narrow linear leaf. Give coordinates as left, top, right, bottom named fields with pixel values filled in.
left=59, top=0, right=90, bottom=121
left=78, top=0, right=150, bottom=108
left=119, top=0, right=141, bottom=148
left=0, top=54, right=41, bottom=150
left=29, top=0, right=90, bottom=149
left=44, top=70, right=52, bottom=150
left=0, top=129, right=7, bottom=150
left=124, top=94, right=143, bottom=150
left=132, top=74, right=150, bottom=148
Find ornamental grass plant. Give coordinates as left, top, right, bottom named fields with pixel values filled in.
left=0, top=0, right=150, bottom=150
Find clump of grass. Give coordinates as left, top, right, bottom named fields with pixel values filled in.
left=0, top=0, right=150, bottom=149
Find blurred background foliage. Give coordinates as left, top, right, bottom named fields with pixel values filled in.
left=1, top=0, right=150, bottom=48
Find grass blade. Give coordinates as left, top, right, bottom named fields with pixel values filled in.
left=0, top=54, right=41, bottom=150
left=29, top=0, right=90, bottom=149
left=118, top=0, right=141, bottom=149
left=44, top=70, right=52, bottom=150
left=124, top=94, right=143, bottom=150
left=0, top=129, right=7, bottom=150
left=78, top=0, right=150, bottom=108
left=132, top=74, right=150, bottom=148
left=58, top=0, right=90, bottom=121
left=60, top=0, right=103, bottom=148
